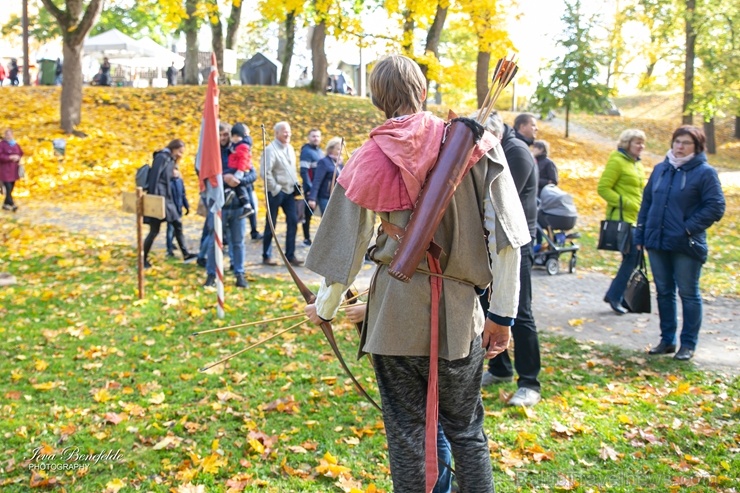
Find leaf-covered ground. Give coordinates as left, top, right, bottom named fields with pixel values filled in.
left=1, top=219, right=738, bottom=492
left=1, top=87, right=739, bottom=492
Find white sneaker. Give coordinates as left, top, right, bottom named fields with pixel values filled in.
left=481, top=371, right=514, bottom=387
left=507, top=387, right=541, bottom=407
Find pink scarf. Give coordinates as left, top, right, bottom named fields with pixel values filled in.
left=338, top=112, right=495, bottom=211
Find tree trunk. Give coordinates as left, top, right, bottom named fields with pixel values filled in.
left=682, top=0, right=696, bottom=125
left=565, top=103, right=571, bottom=138
left=210, top=16, right=225, bottom=77
left=39, top=0, right=103, bottom=133
left=310, top=19, right=327, bottom=94
left=225, top=0, right=243, bottom=50
left=476, top=51, right=490, bottom=108
left=183, top=0, right=200, bottom=85
left=734, top=116, right=740, bottom=139
left=60, top=41, right=83, bottom=132
left=279, top=12, right=295, bottom=87
left=419, top=4, right=447, bottom=82
left=22, top=0, right=31, bottom=86
left=703, top=118, right=716, bottom=154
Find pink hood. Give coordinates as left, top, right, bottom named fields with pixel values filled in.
left=338, top=112, right=496, bottom=211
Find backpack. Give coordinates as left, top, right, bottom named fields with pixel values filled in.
left=135, top=164, right=150, bottom=191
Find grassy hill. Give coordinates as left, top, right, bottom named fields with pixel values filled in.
left=571, top=92, right=740, bottom=171
left=4, top=85, right=739, bottom=295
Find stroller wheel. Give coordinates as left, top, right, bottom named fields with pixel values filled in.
left=569, top=254, right=577, bottom=273
left=545, top=257, right=559, bottom=276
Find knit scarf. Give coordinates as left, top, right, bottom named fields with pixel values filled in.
left=666, top=149, right=695, bottom=168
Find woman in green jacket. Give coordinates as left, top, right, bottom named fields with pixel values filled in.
left=597, top=129, right=646, bottom=315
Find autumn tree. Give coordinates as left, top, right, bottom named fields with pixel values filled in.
left=258, top=0, right=305, bottom=86
left=182, top=0, right=202, bottom=84
left=623, top=0, right=682, bottom=90
left=682, top=0, right=697, bottom=124
left=532, top=0, right=610, bottom=137
left=205, top=0, right=244, bottom=80
left=456, top=0, right=512, bottom=107
left=385, top=0, right=449, bottom=100
left=690, top=0, right=740, bottom=152
left=39, top=0, right=103, bottom=133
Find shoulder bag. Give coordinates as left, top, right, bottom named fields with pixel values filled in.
left=623, top=250, right=651, bottom=313
left=597, top=196, right=632, bottom=254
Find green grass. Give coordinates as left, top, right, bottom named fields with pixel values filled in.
left=1, top=219, right=738, bottom=493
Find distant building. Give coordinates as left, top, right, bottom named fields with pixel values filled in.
left=240, top=53, right=281, bottom=86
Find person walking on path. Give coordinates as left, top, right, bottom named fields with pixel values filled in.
left=0, top=129, right=23, bottom=212
left=304, top=55, right=529, bottom=492
left=636, top=125, right=725, bottom=361
left=9, top=59, right=19, bottom=86
left=481, top=112, right=542, bottom=408
left=143, top=139, right=197, bottom=268
left=307, top=137, right=342, bottom=215
left=597, top=129, right=647, bottom=315
left=260, top=122, right=303, bottom=267
left=299, top=128, right=324, bottom=246
left=166, top=62, right=177, bottom=86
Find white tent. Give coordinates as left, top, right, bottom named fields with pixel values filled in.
left=83, top=28, right=183, bottom=69
left=83, top=28, right=150, bottom=57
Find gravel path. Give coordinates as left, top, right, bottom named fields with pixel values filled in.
left=11, top=198, right=738, bottom=377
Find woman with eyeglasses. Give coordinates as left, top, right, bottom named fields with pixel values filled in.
left=634, top=126, right=725, bottom=361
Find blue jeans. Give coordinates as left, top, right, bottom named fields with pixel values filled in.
left=647, top=249, right=704, bottom=350
left=197, top=210, right=214, bottom=261
left=434, top=423, right=453, bottom=493
left=262, top=191, right=298, bottom=261
left=207, top=208, right=246, bottom=276
left=605, top=238, right=640, bottom=304
left=318, top=197, right=330, bottom=216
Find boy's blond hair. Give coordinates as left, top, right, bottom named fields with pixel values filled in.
left=369, top=55, right=426, bottom=119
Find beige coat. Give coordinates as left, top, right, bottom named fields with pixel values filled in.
left=260, top=140, right=298, bottom=196
left=306, top=143, right=529, bottom=360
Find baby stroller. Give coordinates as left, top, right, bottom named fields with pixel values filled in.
left=533, top=184, right=580, bottom=275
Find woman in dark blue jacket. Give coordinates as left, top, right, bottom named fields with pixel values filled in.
left=307, top=137, right=343, bottom=215
left=635, top=126, right=725, bottom=361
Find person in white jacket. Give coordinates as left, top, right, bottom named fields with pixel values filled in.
left=260, top=121, right=304, bottom=267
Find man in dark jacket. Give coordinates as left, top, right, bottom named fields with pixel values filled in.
left=203, top=127, right=257, bottom=289
left=481, top=112, right=542, bottom=407
left=513, top=112, right=538, bottom=146
left=166, top=63, right=177, bottom=86
left=298, top=129, right=323, bottom=246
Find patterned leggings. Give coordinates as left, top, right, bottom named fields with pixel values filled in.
left=373, top=335, right=495, bottom=493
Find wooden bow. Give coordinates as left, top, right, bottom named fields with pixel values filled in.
left=260, top=125, right=381, bottom=412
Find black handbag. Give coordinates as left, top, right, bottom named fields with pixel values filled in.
left=623, top=250, right=651, bottom=313
left=597, top=196, right=632, bottom=254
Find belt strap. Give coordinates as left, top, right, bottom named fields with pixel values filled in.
left=380, top=218, right=443, bottom=492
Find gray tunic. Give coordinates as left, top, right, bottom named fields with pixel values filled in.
left=306, top=145, right=530, bottom=361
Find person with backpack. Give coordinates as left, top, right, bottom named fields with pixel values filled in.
left=143, top=139, right=197, bottom=268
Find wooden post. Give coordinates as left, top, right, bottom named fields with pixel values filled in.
left=122, top=190, right=165, bottom=300
left=136, top=187, right=145, bottom=299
